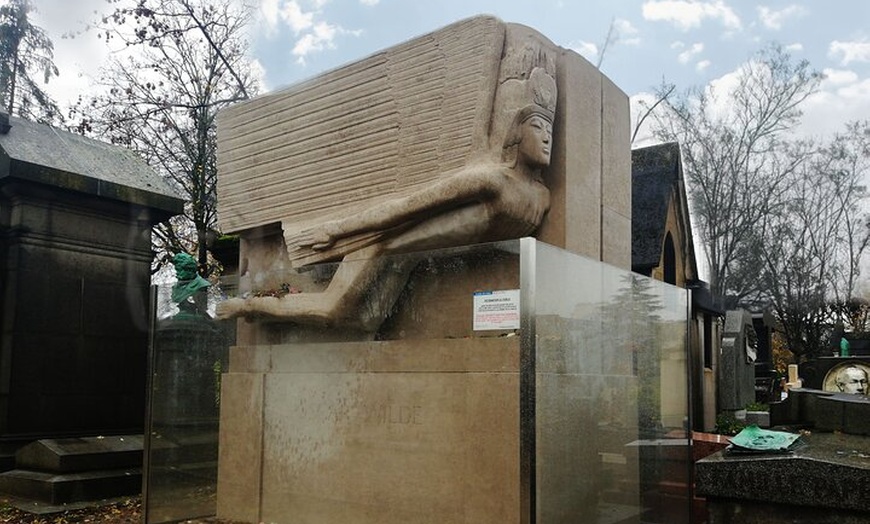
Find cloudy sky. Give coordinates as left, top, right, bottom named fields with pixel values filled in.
left=25, top=0, right=870, bottom=142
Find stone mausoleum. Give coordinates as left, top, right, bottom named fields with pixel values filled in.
left=0, top=112, right=182, bottom=442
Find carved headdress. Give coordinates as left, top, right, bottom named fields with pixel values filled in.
left=488, top=35, right=557, bottom=160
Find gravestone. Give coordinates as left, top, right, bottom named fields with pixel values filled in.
left=0, top=435, right=144, bottom=505
left=0, top=113, right=183, bottom=440
left=213, top=15, right=655, bottom=524
left=799, top=357, right=870, bottom=394
left=719, top=309, right=756, bottom=411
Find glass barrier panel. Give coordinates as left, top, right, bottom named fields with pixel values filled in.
left=143, top=282, right=234, bottom=524
left=532, top=240, right=691, bottom=524
left=143, top=239, right=691, bottom=523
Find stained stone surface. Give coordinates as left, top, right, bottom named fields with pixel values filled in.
left=217, top=16, right=504, bottom=240
left=212, top=14, right=645, bottom=524
left=217, top=338, right=520, bottom=523
left=697, top=431, right=870, bottom=519
left=15, top=435, right=143, bottom=473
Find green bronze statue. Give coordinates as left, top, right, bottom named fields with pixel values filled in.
left=171, top=252, right=211, bottom=317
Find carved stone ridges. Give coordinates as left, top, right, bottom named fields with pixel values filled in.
left=217, top=16, right=505, bottom=235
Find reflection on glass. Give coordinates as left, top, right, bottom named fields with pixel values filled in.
left=143, top=239, right=691, bottom=523
left=144, top=285, right=233, bottom=524
left=533, top=241, right=690, bottom=523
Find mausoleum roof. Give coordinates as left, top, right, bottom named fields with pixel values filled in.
left=0, top=114, right=183, bottom=216
left=631, top=142, right=683, bottom=271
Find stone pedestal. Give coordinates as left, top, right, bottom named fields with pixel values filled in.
left=153, top=317, right=228, bottom=427
left=217, top=339, right=521, bottom=523
left=145, top=316, right=232, bottom=523
left=209, top=239, right=694, bottom=524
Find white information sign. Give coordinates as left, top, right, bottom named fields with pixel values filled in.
left=473, top=289, right=521, bottom=331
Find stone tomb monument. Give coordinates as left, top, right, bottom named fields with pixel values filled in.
left=719, top=309, right=757, bottom=413
left=214, top=15, right=641, bottom=523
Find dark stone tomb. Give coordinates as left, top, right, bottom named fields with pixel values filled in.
left=700, top=388, right=870, bottom=522
left=719, top=309, right=756, bottom=412
left=696, top=430, right=870, bottom=523
left=0, top=435, right=143, bottom=504
left=0, top=112, right=182, bottom=440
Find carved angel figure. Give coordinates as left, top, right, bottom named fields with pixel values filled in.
left=217, top=63, right=557, bottom=331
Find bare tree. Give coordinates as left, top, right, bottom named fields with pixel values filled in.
left=72, top=0, right=258, bottom=276
left=631, top=82, right=674, bottom=146
left=647, top=45, right=870, bottom=362
left=0, top=0, right=61, bottom=122
left=756, top=131, right=869, bottom=361
left=651, top=44, right=822, bottom=305
left=823, top=121, right=870, bottom=303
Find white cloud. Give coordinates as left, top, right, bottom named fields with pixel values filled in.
left=293, top=21, right=338, bottom=62
left=281, top=0, right=315, bottom=34
left=757, top=5, right=807, bottom=31
left=257, top=0, right=363, bottom=64
left=642, top=0, right=741, bottom=32
left=249, top=58, right=270, bottom=92
left=670, top=41, right=685, bottom=50
left=696, top=59, right=711, bottom=72
left=614, top=18, right=641, bottom=46
left=260, top=0, right=281, bottom=33
left=835, top=78, right=870, bottom=100
left=821, top=68, right=859, bottom=87
left=829, top=40, right=870, bottom=66
left=800, top=77, right=870, bottom=137
left=702, top=69, right=745, bottom=120
left=692, top=58, right=870, bottom=141
left=29, top=0, right=115, bottom=111
left=708, top=69, right=741, bottom=95
left=678, top=42, right=704, bottom=64
left=615, top=18, right=638, bottom=34
left=292, top=21, right=363, bottom=64
left=785, top=42, right=803, bottom=52
left=569, top=41, right=599, bottom=63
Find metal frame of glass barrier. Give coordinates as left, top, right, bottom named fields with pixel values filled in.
left=519, top=238, right=537, bottom=524
left=143, top=238, right=691, bottom=523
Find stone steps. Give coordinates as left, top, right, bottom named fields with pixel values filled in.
left=0, top=467, right=141, bottom=505
left=0, top=435, right=144, bottom=505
